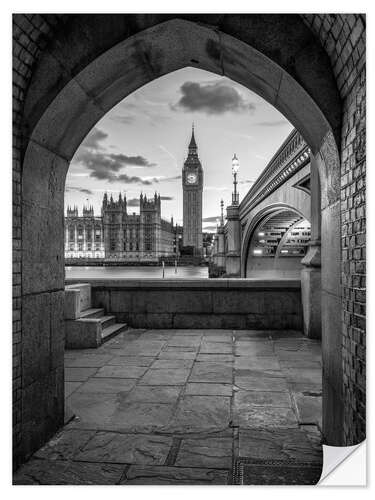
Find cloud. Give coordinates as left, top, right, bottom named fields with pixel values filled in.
left=255, top=120, right=289, bottom=127
left=203, top=225, right=218, bottom=232
left=114, top=98, right=171, bottom=127
left=110, top=153, right=156, bottom=168
left=203, top=215, right=221, bottom=223
left=239, top=179, right=255, bottom=185
left=81, top=128, right=108, bottom=150
left=72, top=129, right=157, bottom=184
left=117, top=174, right=160, bottom=185
left=127, top=197, right=140, bottom=207
left=68, top=172, right=89, bottom=178
left=160, top=196, right=174, bottom=201
left=172, top=81, right=256, bottom=115
left=110, top=114, right=136, bottom=125
left=162, top=175, right=182, bottom=182
left=65, top=186, right=94, bottom=195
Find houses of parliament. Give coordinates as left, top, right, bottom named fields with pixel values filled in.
left=65, top=128, right=204, bottom=262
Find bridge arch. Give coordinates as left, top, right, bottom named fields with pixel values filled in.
left=241, top=203, right=310, bottom=278
left=16, top=15, right=346, bottom=464
left=241, top=203, right=308, bottom=271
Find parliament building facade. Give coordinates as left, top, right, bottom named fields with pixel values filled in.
left=65, top=192, right=176, bottom=262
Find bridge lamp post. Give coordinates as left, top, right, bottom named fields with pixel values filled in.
left=232, top=154, right=240, bottom=205
left=225, top=154, right=241, bottom=277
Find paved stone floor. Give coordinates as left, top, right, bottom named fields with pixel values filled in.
left=14, top=329, right=322, bottom=485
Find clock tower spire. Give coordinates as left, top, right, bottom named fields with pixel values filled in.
left=189, top=123, right=197, bottom=153
left=182, top=125, right=203, bottom=255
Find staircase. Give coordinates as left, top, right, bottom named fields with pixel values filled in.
left=64, top=283, right=127, bottom=349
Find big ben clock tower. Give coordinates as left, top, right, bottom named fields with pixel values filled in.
left=182, top=126, right=203, bottom=254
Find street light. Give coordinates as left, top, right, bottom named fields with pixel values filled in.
left=232, top=154, right=240, bottom=205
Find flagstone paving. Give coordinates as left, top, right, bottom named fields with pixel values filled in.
left=14, top=329, right=323, bottom=485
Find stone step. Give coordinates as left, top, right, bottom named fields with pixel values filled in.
left=79, top=308, right=105, bottom=319
left=101, top=323, right=128, bottom=343
left=99, top=315, right=116, bottom=329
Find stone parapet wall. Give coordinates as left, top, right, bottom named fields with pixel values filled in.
left=66, top=279, right=303, bottom=330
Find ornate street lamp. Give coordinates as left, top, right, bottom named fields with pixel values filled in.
left=232, top=154, right=240, bottom=205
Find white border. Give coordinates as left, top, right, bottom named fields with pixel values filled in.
left=1, top=1, right=373, bottom=497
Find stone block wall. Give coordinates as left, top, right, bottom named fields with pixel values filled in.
left=68, top=279, right=304, bottom=331
left=12, top=14, right=63, bottom=467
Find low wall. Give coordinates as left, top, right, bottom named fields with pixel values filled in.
left=65, top=279, right=303, bottom=330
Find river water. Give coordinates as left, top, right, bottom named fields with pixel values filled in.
left=65, top=265, right=209, bottom=279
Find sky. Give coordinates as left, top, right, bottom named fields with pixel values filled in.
left=65, top=67, right=293, bottom=232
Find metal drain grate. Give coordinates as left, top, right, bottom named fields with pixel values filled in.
left=232, top=458, right=322, bottom=485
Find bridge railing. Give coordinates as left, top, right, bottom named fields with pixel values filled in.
left=239, top=129, right=310, bottom=216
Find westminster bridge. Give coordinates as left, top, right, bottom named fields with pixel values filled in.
left=211, top=129, right=321, bottom=339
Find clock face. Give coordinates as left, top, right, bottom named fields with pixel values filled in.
left=186, top=173, right=197, bottom=184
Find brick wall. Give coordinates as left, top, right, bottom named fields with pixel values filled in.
left=340, top=67, right=366, bottom=443
left=302, top=14, right=366, bottom=98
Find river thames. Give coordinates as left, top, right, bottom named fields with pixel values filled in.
left=65, top=265, right=209, bottom=279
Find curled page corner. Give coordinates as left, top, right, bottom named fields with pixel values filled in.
left=318, top=440, right=366, bottom=485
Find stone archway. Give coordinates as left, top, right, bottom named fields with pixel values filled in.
left=19, top=16, right=344, bottom=463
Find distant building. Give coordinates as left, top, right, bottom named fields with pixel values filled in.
left=65, top=205, right=104, bottom=258
left=65, top=192, right=176, bottom=262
